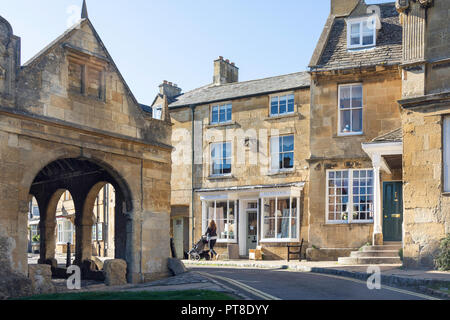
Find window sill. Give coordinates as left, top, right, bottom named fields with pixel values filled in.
left=326, top=221, right=374, bottom=225
left=267, top=169, right=295, bottom=176
left=206, top=121, right=237, bottom=129
left=443, top=192, right=450, bottom=197
left=260, top=238, right=300, bottom=243
left=207, top=174, right=235, bottom=181
left=265, top=112, right=300, bottom=121
left=335, top=132, right=364, bottom=138
left=216, top=240, right=238, bottom=244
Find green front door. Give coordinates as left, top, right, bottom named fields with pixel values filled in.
left=383, top=182, right=403, bottom=242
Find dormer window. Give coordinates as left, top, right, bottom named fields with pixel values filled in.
left=153, top=105, right=162, bottom=120
left=347, top=17, right=376, bottom=49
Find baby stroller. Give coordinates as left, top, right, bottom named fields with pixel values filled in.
left=188, top=235, right=211, bottom=261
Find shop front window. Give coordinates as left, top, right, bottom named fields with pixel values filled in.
left=262, top=196, right=298, bottom=241
left=204, top=200, right=236, bottom=241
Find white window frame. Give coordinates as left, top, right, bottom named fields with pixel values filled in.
left=270, top=92, right=295, bottom=117
left=210, top=141, right=232, bottom=177
left=444, top=116, right=450, bottom=193
left=153, top=105, right=163, bottom=120
left=202, top=199, right=237, bottom=244
left=270, top=135, right=295, bottom=172
left=338, top=83, right=364, bottom=136
left=260, top=195, right=300, bottom=243
left=326, top=169, right=375, bottom=224
left=346, top=17, right=377, bottom=50
left=210, top=103, right=232, bottom=125
left=57, top=219, right=74, bottom=245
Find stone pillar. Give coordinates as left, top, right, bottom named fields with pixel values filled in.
left=372, top=154, right=383, bottom=245
left=74, top=222, right=93, bottom=265
left=38, top=221, right=57, bottom=266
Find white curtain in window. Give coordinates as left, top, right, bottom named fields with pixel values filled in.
left=444, top=117, right=450, bottom=192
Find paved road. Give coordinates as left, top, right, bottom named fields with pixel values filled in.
left=190, top=267, right=437, bottom=300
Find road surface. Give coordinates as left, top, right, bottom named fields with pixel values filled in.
left=190, top=267, right=438, bottom=300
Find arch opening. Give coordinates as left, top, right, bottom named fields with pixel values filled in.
left=27, top=157, right=133, bottom=281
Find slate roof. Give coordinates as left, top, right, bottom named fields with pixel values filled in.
left=371, top=128, right=402, bottom=143
left=169, top=72, right=310, bottom=108
left=310, top=2, right=402, bottom=72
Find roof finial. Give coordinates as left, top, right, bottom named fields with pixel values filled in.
left=81, top=0, right=89, bottom=19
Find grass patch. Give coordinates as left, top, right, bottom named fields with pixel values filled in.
left=17, top=290, right=236, bottom=301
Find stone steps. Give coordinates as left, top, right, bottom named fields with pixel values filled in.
left=350, top=250, right=400, bottom=258
left=362, top=245, right=402, bottom=252
left=338, top=242, right=402, bottom=265
left=338, top=256, right=402, bottom=265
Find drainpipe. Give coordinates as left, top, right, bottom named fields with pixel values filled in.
left=190, top=105, right=196, bottom=246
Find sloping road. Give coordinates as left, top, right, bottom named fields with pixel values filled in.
left=191, top=267, right=438, bottom=300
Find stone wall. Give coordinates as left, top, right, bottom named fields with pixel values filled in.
left=402, top=109, right=450, bottom=268
left=170, top=87, right=311, bottom=258
left=0, top=16, right=172, bottom=283
left=309, top=67, right=402, bottom=249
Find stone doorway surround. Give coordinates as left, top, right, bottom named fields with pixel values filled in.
left=362, top=128, right=403, bottom=246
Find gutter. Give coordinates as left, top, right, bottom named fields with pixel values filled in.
left=190, top=104, right=196, bottom=246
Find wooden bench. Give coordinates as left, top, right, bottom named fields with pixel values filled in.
left=287, top=239, right=304, bottom=262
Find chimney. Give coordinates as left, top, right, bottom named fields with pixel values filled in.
left=213, top=56, right=239, bottom=85
left=159, top=80, right=182, bottom=99
left=330, top=0, right=360, bottom=17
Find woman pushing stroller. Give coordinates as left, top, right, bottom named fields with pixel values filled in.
left=205, top=220, right=218, bottom=260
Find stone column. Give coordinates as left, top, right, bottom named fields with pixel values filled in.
left=372, top=154, right=383, bottom=245
left=74, top=221, right=93, bottom=265
left=38, top=221, right=57, bottom=266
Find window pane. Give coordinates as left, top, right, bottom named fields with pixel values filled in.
left=351, top=23, right=360, bottom=35
left=445, top=117, right=450, bottom=192
left=352, top=85, right=363, bottom=107
left=211, top=143, right=219, bottom=159
left=216, top=202, right=226, bottom=240
left=281, top=152, right=294, bottom=169
left=224, top=142, right=231, bottom=158
left=212, top=106, right=219, bottom=123
left=279, top=96, right=287, bottom=114
left=352, top=109, right=363, bottom=132
left=340, top=86, right=351, bottom=109
left=226, top=104, right=232, bottom=122
left=263, top=199, right=276, bottom=239
left=282, top=135, right=294, bottom=152
left=341, top=110, right=351, bottom=133
left=219, top=106, right=226, bottom=123
left=351, top=35, right=360, bottom=46
left=271, top=97, right=279, bottom=115
left=287, top=95, right=295, bottom=113
left=363, top=34, right=374, bottom=46
left=223, top=159, right=231, bottom=174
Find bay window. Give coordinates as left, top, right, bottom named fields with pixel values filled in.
left=270, top=94, right=295, bottom=117
left=339, top=84, right=363, bottom=135
left=262, top=197, right=298, bottom=241
left=270, top=135, right=294, bottom=171
left=211, top=142, right=232, bottom=176
left=444, top=116, right=450, bottom=192
left=211, top=103, right=232, bottom=124
left=327, top=169, right=374, bottom=223
left=204, top=200, right=236, bottom=241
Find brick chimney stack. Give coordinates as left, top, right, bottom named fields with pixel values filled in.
left=330, top=0, right=360, bottom=17
left=213, top=56, right=239, bottom=85
left=159, top=80, right=182, bottom=99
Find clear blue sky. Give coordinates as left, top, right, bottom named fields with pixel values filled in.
left=2, top=0, right=389, bottom=104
